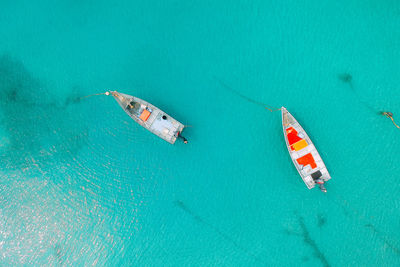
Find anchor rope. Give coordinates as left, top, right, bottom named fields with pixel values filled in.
left=79, top=91, right=110, bottom=100
left=340, top=75, right=399, bottom=129
left=214, top=76, right=280, bottom=112
left=382, top=112, right=400, bottom=129
left=264, top=106, right=281, bottom=112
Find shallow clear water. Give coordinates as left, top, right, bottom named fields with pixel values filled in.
left=1, top=0, right=400, bottom=266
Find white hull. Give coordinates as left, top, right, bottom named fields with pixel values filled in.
left=281, top=107, right=331, bottom=189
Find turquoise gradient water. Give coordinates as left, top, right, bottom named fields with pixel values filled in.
left=1, top=0, right=400, bottom=266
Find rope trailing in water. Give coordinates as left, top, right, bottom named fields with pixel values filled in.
left=264, top=106, right=281, bottom=112
left=214, top=76, right=280, bottom=112
left=382, top=112, right=400, bottom=129
left=338, top=73, right=379, bottom=114
left=339, top=74, right=399, bottom=128
left=79, top=91, right=110, bottom=100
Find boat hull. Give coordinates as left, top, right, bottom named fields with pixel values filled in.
left=111, top=91, right=185, bottom=144
left=281, top=107, right=331, bottom=189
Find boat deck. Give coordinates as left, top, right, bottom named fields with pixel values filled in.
left=282, top=107, right=331, bottom=189
left=111, top=91, right=185, bottom=144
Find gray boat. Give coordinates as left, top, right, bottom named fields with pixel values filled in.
left=109, top=91, right=187, bottom=144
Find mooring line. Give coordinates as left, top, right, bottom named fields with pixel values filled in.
left=79, top=91, right=110, bottom=100
left=213, top=76, right=280, bottom=112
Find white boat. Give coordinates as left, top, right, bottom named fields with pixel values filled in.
left=281, top=107, right=331, bottom=192
left=110, top=91, right=187, bottom=144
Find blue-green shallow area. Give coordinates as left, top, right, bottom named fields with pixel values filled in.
left=1, top=0, right=400, bottom=266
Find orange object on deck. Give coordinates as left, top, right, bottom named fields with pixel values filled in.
left=286, top=127, right=302, bottom=145
left=139, top=109, right=151, bottom=121
left=296, top=153, right=317, bottom=169
left=291, top=139, right=308, bottom=151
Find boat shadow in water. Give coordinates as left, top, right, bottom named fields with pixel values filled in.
left=0, top=54, right=88, bottom=169
left=173, top=200, right=268, bottom=265
left=285, top=214, right=330, bottom=267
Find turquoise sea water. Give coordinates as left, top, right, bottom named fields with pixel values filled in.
left=1, top=0, right=400, bottom=266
